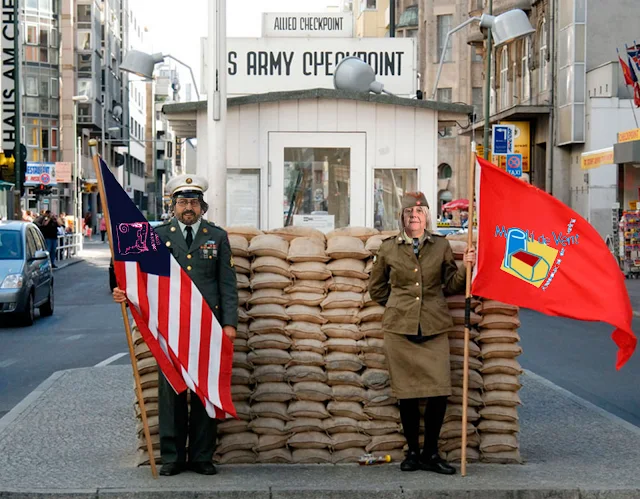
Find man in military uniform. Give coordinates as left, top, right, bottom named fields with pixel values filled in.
left=113, top=174, right=238, bottom=476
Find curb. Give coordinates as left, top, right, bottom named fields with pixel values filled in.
left=53, top=258, right=83, bottom=271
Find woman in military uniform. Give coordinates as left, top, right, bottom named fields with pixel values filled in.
left=369, top=192, right=475, bottom=474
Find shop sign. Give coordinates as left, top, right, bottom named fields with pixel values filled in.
left=491, top=124, right=515, bottom=155
left=263, top=12, right=353, bottom=38
left=226, top=37, right=416, bottom=96
left=25, top=162, right=57, bottom=186
left=55, top=162, right=72, bottom=183
left=617, top=128, right=640, bottom=143
left=293, top=214, right=335, bottom=233
left=581, top=148, right=614, bottom=170
left=2, top=1, right=17, bottom=158
left=495, top=121, right=531, bottom=172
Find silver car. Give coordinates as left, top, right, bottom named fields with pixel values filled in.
left=0, top=221, right=54, bottom=326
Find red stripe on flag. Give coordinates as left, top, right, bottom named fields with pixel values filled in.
left=114, top=261, right=127, bottom=290
left=178, top=271, right=192, bottom=369
left=157, top=275, right=170, bottom=344
left=198, top=299, right=212, bottom=400
left=217, top=332, right=237, bottom=418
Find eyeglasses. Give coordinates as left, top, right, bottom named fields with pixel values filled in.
left=175, top=199, right=201, bottom=207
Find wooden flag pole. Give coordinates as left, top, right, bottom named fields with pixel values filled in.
left=89, top=139, right=158, bottom=478
left=461, top=144, right=477, bottom=477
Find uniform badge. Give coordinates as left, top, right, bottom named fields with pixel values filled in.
left=230, top=256, right=235, bottom=267
left=200, top=240, right=217, bottom=259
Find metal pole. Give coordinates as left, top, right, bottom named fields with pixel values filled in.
left=13, top=0, right=21, bottom=216
left=482, top=0, right=493, bottom=160
left=77, top=134, right=83, bottom=251
left=389, top=0, right=395, bottom=37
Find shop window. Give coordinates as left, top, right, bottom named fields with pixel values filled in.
left=437, top=15, right=453, bottom=62
left=438, top=163, right=453, bottom=179
left=373, top=169, right=418, bottom=231
left=283, top=147, right=350, bottom=228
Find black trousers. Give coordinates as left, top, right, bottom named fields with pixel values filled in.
left=158, top=372, right=218, bottom=464
left=399, top=396, right=448, bottom=457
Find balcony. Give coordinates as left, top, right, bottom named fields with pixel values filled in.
left=156, top=159, right=171, bottom=172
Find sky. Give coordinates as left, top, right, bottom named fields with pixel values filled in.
left=137, top=0, right=335, bottom=95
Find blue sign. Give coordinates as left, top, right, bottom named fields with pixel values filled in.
left=506, top=154, right=523, bottom=178
left=492, top=125, right=515, bottom=155
left=25, top=162, right=57, bottom=186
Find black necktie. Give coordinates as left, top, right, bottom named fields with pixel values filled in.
left=185, top=226, right=193, bottom=248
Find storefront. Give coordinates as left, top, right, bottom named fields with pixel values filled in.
left=163, top=89, right=472, bottom=231
left=614, top=128, right=640, bottom=210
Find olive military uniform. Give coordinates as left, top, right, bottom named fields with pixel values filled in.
left=154, top=217, right=238, bottom=465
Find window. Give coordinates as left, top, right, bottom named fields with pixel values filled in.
left=360, top=0, right=376, bottom=11
left=25, top=97, right=39, bottom=113
left=39, top=27, right=49, bottom=47
left=26, top=125, right=39, bottom=146
left=539, top=19, right=548, bottom=92
left=39, top=47, right=48, bottom=63
left=50, top=28, right=58, bottom=47
left=373, top=169, right=418, bottom=231
left=39, top=98, right=49, bottom=113
left=77, top=80, right=92, bottom=98
left=26, top=76, right=38, bottom=96
left=41, top=129, right=49, bottom=149
left=472, top=47, right=483, bottom=63
left=437, top=88, right=452, bottom=103
left=77, top=4, right=91, bottom=22
left=51, top=128, right=58, bottom=148
left=438, top=163, right=453, bottom=179
left=472, top=87, right=483, bottom=120
left=39, top=78, right=49, bottom=97
left=50, top=77, right=59, bottom=98
left=26, top=0, right=37, bottom=9
left=283, top=147, right=351, bottom=228
left=437, top=15, right=453, bottom=63
left=500, top=46, right=510, bottom=110
left=490, top=69, right=496, bottom=114
left=522, top=37, right=530, bottom=101
left=77, top=31, right=91, bottom=51
left=25, top=46, right=38, bottom=62
left=39, top=0, right=52, bottom=12
left=77, top=54, right=92, bottom=77
left=26, top=24, right=38, bottom=45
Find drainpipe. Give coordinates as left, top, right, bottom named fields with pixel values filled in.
left=547, top=0, right=555, bottom=194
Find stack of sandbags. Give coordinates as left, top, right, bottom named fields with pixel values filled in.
left=132, top=326, right=161, bottom=466
left=476, top=300, right=523, bottom=464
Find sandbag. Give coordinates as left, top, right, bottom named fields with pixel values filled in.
left=216, top=432, right=259, bottom=454
left=327, top=401, right=369, bottom=421
left=321, top=324, right=363, bottom=340
left=481, top=449, right=522, bottom=464
left=251, top=273, right=291, bottom=290
left=247, top=289, right=290, bottom=306
left=332, top=385, right=367, bottom=403
left=321, top=291, right=364, bottom=310
left=287, top=351, right=325, bottom=367
left=248, top=417, right=288, bottom=435
left=236, top=273, right=250, bottom=289
left=359, top=338, right=385, bottom=355
left=331, top=448, right=366, bottom=464
left=288, top=400, right=330, bottom=419
left=482, top=373, right=522, bottom=392
left=234, top=401, right=252, bottom=421
left=327, top=227, right=379, bottom=242
left=449, top=387, right=483, bottom=407
left=247, top=349, right=292, bottom=366
left=252, top=365, right=286, bottom=384
left=285, top=365, right=327, bottom=383
left=476, top=299, right=519, bottom=316
left=236, top=323, right=250, bottom=340
left=477, top=328, right=521, bottom=344
left=480, top=358, right=523, bottom=376
left=251, top=382, right=294, bottom=402
left=327, top=371, right=364, bottom=387
left=479, top=433, right=519, bottom=453
left=137, top=357, right=157, bottom=376
left=287, top=237, right=329, bottom=263
left=247, top=304, right=290, bottom=322
left=248, top=234, right=289, bottom=259
left=440, top=421, right=477, bottom=440
left=258, top=448, right=293, bottom=464
left=439, top=433, right=480, bottom=453
left=479, top=406, right=519, bottom=422
left=322, top=417, right=361, bottom=434
left=359, top=420, right=400, bottom=436
left=447, top=447, right=480, bottom=463
left=285, top=321, right=327, bottom=341
left=284, top=279, right=328, bottom=294
left=249, top=319, right=287, bottom=334
left=365, top=235, right=388, bottom=255
left=228, top=234, right=251, bottom=257
left=286, top=305, right=327, bottom=324
left=327, top=258, right=369, bottom=279
left=250, top=401, right=292, bottom=421
left=481, top=343, right=523, bottom=359
left=444, top=404, right=480, bottom=423
left=292, top=338, right=325, bottom=355
left=449, top=308, right=482, bottom=325
left=325, top=352, right=364, bottom=372
left=287, top=292, right=326, bottom=307
left=450, top=369, right=484, bottom=390
left=226, top=226, right=264, bottom=241
left=218, top=420, right=249, bottom=435
left=365, top=387, right=396, bottom=407
left=361, top=353, right=388, bottom=369
left=293, top=381, right=333, bottom=402
left=237, top=308, right=250, bottom=323
left=231, top=367, right=251, bottom=385
left=233, top=257, right=252, bottom=275
left=483, top=390, right=522, bottom=407
left=361, top=369, right=390, bottom=390
left=446, top=295, right=480, bottom=310
left=333, top=432, right=371, bottom=451
left=216, top=450, right=257, bottom=464
left=269, top=226, right=326, bottom=242
left=448, top=339, right=482, bottom=358
left=326, top=236, right=371, bottom=260
left=232, top=352, right=252, bottom=370
left=478, top=313, right=521, bottom=329
left=252, top=256, right=292, bottom=277
left=247, top=333, right=292, bottom=351
left=450, top=355, right=483, bottom=372
left=363, top=405, right=400, bottom=422
left=477, top=419, right=520, bottom=434
left=358, top=306, right=385, bottom=323
left=445, top=325, right=479, bottom=341
left=365, top=433, right=406, bottom=452
left=328, top=276, right=368, bottom=293
left=237, top=289, right=251, bottom=307
left=284, top=418, right=325, bottom=434
left=291, top=448, right=332, bottom=464
left=362, top=292, right=377, bottom=308
left=290, top=261, right=331, bottom=280
left=254, top=434, right=290, bottom=453
left=322, top=307, right=360, bottom=324
left=324, top=338, right=360, bottom=354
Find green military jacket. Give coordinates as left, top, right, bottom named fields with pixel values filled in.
left=155, top=218, right=238, bottom=328
left=368, top=231, right=466, bottom=338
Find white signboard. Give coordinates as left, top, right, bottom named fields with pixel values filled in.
left=227, top=171, right=260, bottom=227
left=25, top=162, right=57, bottom=186
left=293, top=214, right=335, bottom=233
left=262, top=12, right=353, bottom=38
left=225, top=37, right=416, bottom=97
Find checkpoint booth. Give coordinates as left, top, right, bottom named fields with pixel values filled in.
left=162, top=89, right=472, bottom=232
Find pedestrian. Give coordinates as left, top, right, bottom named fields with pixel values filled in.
left=35, top=210, right=61, bottom=268
left=111, top=174, right=238, bottom=477
left=99, top=215, right=107, bottom=242
left=368, top=192, right=476, bottom=475
left=84, top=212, right=92, bottom=238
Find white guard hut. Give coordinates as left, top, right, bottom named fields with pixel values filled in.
left=162, top=88, right=472, bottom=232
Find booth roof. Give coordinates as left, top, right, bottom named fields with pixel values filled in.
left=162, top=88, right=473, bottom=116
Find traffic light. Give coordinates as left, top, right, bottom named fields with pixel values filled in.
left=33, top=184, right=53, bottom=199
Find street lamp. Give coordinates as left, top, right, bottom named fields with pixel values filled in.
left=333, top=56, right=396, bottom=96
left=120, top=50, right=200, bottom=101
left=429, top=8, right=534, bottom=159
left=72, top=95, right=89, bottom=249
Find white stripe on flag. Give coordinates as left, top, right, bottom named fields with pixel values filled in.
left=146, top=273, right=160, bottom=341
left=473, top=158, right=482, bottom=283
left=188, top=287, right=202, bottom=387
left=167, top=258, right=182, bottom=354
left=125, top=262, right=139, bottom=308
left=207, top=298, right=223, bottom=410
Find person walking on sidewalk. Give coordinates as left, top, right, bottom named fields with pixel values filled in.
left=99, top=215, right=107, bottom=243
left=369, top=192, right=475, bottom=474
left=112, top=174, right=238, bottom=477
left=35, top=210, right=60, bottom=268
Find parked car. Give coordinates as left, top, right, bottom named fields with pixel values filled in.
left=0, top=221, right=54, bottom=326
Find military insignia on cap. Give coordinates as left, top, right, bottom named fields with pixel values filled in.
left=186, top=178, right=193, bottom=184
left=416, top=201, right=421, bottom=205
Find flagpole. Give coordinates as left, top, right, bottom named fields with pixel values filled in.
left=461, top=142, right=477, bottom=477
left=88, top=138, right=158, bottom=479
left=619, top=47, right=639, bottom=127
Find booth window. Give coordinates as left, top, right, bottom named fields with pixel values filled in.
left=227, top=169, right=260, bottom=228
left=373, top=169, right=418, bottom=231
left=283, top=148, right=350, bottom=228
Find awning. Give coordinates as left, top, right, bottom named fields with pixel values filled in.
left=0, top=180, right=14, bottom=191
left=614, top=139, right=640, bottom=164
left=443, top=199, right=469, bottom=210
left=460, top=105, right=551, bottom=136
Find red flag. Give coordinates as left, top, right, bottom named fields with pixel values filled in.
left=472, top=157, right=637, bottom=369
left=619, top=54, right=635, bottom=86
left=634, top=84, right=640, bottom=108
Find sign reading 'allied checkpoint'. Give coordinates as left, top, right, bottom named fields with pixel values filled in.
left=262, top=12, right=353, bottom=38
left=225, top=38, right=416, bottom=97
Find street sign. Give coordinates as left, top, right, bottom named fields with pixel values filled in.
left=506, top=153, right=523, bottom=178
left=25, top=162, right=57, bottom=186
left=492, top=124, right=515, bottom=156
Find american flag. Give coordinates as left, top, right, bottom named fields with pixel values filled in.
left=101, top=158, right=235, bottom=419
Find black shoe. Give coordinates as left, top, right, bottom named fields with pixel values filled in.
left=400, top=451, right=421, bottom=472
left=159, top=462, right=184, bottom=476
left=190, top=462, right=217, bottom=475
left=52, top=265, right=58, bottom=269
left=420, top=453, right=456, bottom=475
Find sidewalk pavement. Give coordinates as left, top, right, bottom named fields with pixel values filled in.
left=0, top=365, right=639, bottom=498
left=626, top=279, right=640, bottom=317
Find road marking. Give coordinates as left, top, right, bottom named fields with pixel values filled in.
left=94, top=352, right=127, bottom=367
left=63, top=334, right=84, bottom=341
left=0, top=359, right=17, bottom=369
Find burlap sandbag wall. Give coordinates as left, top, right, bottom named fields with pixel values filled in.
left=133, top=227, right=522, bottom=466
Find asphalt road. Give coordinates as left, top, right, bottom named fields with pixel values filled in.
left=1, top=245, right=639, bottom=430
left=0, top=244, right=129, bottom=419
